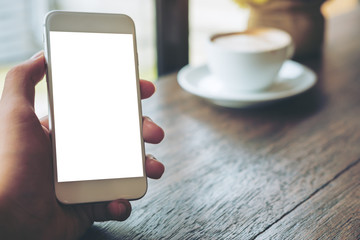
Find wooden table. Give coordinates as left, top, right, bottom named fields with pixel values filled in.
left=83, top=7, right=360, bottom=240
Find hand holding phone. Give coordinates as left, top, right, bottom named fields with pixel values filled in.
left=0, top=50, right=164, bottom=239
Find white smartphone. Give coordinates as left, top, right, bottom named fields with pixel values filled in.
left=44, top=11, right=147, bottom=204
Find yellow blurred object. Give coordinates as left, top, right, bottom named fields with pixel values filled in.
left=0, top=67, right=10, bottom=96
left=233, top=0, right=268, bottom=8
left=322, top=0, right=359, bottom=18
left=233, top=0, right=358, bottom=16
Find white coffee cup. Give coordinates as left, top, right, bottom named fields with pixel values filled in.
left=207, top=28, right=294, bottom=92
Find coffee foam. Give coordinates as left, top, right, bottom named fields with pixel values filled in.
left=212, top=29, right=291, bottom=52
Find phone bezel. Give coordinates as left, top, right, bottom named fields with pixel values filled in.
left=44, top=11, right=147, bottom=204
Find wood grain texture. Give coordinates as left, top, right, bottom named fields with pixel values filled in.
left=256, top=161, right=360, bottom=240
left=82, top=7, right=360, bottom=240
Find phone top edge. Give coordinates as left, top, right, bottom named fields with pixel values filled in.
left=44, top=10, right=135, bottom=34
left=45, top=10, right=134, bottom=20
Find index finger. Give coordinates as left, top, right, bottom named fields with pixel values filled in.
left=2, top=52, right=45, bottom=107
left=140, top=79, right=155, bottom=99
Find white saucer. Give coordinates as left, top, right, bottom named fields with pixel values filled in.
left=177, top=60, right=317, bottom=108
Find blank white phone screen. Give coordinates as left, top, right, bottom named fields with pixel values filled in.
left=49, top=31, right=143, bottom=182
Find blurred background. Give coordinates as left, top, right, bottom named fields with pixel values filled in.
left=0, top=0, right=358, bottom=116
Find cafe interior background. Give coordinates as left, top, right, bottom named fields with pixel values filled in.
left=0, top=0, right=358, bottom=117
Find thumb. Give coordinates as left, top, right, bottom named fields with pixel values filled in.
left=83, top=199, right=132, bottom=222
left=1, top=51, right=45, bottom=107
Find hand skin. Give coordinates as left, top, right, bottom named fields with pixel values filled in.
left=0, top=52, right=165, bottom=240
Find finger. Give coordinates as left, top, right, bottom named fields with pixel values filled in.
left=85, top=199, right=132, bottom=222
left=1, top=51, right=45, bottom=107
left=40, top=115, right=49, bottom=130
left=143, top=117, right=165, bottom=144
left=140, top=79, right=155, bottom=99
left=145, top=154, right=165, bottom=179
